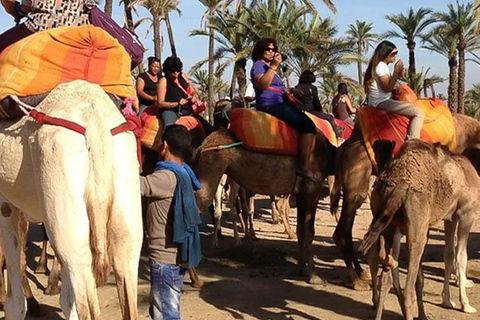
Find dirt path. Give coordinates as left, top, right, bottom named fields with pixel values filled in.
left=2, top=195, right=479, bottom=320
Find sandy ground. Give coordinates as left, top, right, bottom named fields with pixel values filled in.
left=3, top=193, right=480, bottom=320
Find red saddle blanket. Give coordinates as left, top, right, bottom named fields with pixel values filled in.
left=229, top=108, right=338, bottom=156
left=140, top=106, right=205, bottom=151
left=357, top=98, right=457, bottom=168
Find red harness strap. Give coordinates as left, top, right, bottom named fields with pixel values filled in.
left=29, top=110, right=144, bottom=169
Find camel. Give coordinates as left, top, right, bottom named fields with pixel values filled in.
left=330, top=113, right=480, bottom=290
left=194, top=128, right=337, bottom=283
left=0, top=80, right=143, bottom=319
left=359, top=139, right=479, bottom=320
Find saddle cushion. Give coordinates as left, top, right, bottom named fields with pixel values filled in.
left=229, top=108, right=338, bottom=156
left=357, top=98, right=457, bottom=169
left=140, top=106, right=205, bottom=151
left=334, top=118, right=353, bottom=140
left=0, top=25, right=137, bottom=111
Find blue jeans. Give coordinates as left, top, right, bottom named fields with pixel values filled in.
left=149, top=260, right=186, bottom=320
left=159, top=109, right=179, bottom=127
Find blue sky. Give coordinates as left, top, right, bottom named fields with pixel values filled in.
left=1, top=0, right=477, bottom=96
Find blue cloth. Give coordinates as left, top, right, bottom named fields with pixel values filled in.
left=149, top=260, right=186, bottom=320
left=156, top=161, right=202, bottom=268
left=250, top=60, right=285, bottom=107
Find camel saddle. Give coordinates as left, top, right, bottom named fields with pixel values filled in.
left=0, top=25, right=137, bottom=119
left=229, top=108, right=338, bottom=156
left=357, top=93, right=457, bottom=169
left=140, top=106, right=206, bottom=151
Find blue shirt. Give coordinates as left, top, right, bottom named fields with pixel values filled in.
left=250, top=60, right=285, bottom=107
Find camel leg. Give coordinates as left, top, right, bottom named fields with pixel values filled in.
left=187, top=268, right=204, bottom=288
left=211, top=181, right=224, bottom=248
left=35, top=224, right=49, bottom=274
left=442, top=219, right=457, bottom=309
left=277, top=196, right=296, bottom=240
left=375, top=269, right=393, bottom=320
left=17, top=215, right=41, bottom=317
left=297, top=183, right=324, bottom=284
left=391, top=229, right=406, bottom=317
left=228, top=182, right=242, bottom=246
left=270, top=196, right=280, bottom=225
left=239, top=188, right=255, bottom=242
left=456, top=214, right=476, bottom=313
left=368, top=239, right=380, bottom=310
left=44, top=255, right=61, bottom=296
left=404, top=220, right=429, bottom=320
left=0, top=204, right=27, bottom=320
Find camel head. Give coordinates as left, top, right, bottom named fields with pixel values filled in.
left=373, top=139, right=396, bottom=174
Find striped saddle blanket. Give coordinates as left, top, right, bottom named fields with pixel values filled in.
left=357, top=98, right=457, bottom=169
left=229, top=108, right=338, bottom=156
left=0, top=25, right=137, bottom=118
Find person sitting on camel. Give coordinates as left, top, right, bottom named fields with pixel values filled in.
left=156, top=56, right=213, bottom=134
left=0, top=0, right=93, bottom=54
left=250, top=38, right=317, bottom=182
left=364, top=40, right=424, bottom=139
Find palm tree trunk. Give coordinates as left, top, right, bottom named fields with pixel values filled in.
left=165, top=13, right=177, bottom=57
left=431, top=84, right=436, bottom=98
left=207, top=24, right=215, bottom=123
left=123, top=0, right=135, bottom=33
left=104, top=0, right=113, bottom=17
left=236, top=58, right=247, bottom=99
left=153, top=15, right=162, bottom=62
left=448, top=54, right=458, bottom=113
left=230, top=64, right=237, bottom=99
left=457, top=48, right=466, bottom=114
left=357, top=43, right=362, bottom=84
left=408, top=41, right=416, bottom=86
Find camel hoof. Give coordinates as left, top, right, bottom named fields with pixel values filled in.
left=462, top=305, right=477, bottom=314
left=26, top=297, right=44, bottom=317
left=190, top=279, right=205, bottom=289
left=271, top=218, right=280, bottom=225
left=359, top=270, right=372, bottom=282
left=44, top=285, right=61, bottom=296
left=34, top=265, right=49, bottom=275
left=308, top=274, right=327, bottom=285
left=441, top=300, right=456, bottom=309
left=211, top=239, right=220, bottom=249
left=352, top=279, right=371, bottom=291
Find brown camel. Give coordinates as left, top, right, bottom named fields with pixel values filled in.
left=359, top=139, right=479, bottom=319
left=194, top=129, right=336, bottom=283
left=330, top=113, right=480, bottom=290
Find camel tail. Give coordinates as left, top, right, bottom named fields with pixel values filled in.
left=358, top=183, right=408, bottom=256
left=84, top=103, right=114, bottom=287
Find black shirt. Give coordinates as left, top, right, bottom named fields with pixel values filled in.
left=295, top=83, right=323, bottom=113
left=138, top=72, right=159, bottom=106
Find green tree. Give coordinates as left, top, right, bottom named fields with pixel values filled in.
left=384, top=7, right=436, bottom=84
left=434, top=1, right=477, bottom=114
left=421, top=30, right=458, bottom=111
left=346, top=20, right=378, bottom=84
left=465, top=83, right=480, bottom=119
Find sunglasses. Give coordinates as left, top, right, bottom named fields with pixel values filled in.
left=265, top=47, right=277, bottom=52
left=171, top=69, right=182, bottom=73
left=390, top=51, right=398, bottom=56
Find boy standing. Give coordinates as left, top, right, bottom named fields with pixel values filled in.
left=140, top=125, right=202, bottom=320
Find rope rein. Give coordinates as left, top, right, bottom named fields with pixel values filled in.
left=200, top=142, right=243, bottom=153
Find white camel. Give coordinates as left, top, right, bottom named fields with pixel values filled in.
left=0, top=80, right=143, bottom=320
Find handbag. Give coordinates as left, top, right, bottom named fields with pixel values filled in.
left=267, top=86, right=303, bottom=108
left=173, top=78, right=206, bottom=115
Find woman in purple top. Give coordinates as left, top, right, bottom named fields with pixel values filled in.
left=251, top=38, right=317, bottom=182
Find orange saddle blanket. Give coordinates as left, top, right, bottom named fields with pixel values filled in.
left=140, top=106, right=206, bottom=151
left=0, top=25, right=137, bottom=109
left=229, top=108, right=338, bottom=156
left=357, top=98, right=457, bottom=168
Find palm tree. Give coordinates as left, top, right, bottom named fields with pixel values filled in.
left=135, top=0, right=181, bottom=61
left=346, top=20, right=378, bottom=84
left=250, top=0, right=337, bottom=14
left=121, top=0, right=136, bottom=32
left=104, top=0, right=113, bottom=16
left=474, top=0, right=480, bottom=32
left=384, top=8, right=436, bottom=84
left=191, top=9, right=251, bottom=99
left=434, top=1, right=476, bottom=114
left=189, top=68, right=229, bottom=102
left=422, top=30, right=458, bottom=111
left=197, top=0, right=233, bottom=122
left=465, top=83, right=480, bottom=119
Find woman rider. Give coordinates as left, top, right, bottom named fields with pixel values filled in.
left=364, top=40, right=424, bottom=139
left=136, top=56, right=161, bottom=116
left=251, top=38, right=317, bottom=182
left=156, top=56, right=213, bottom=134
